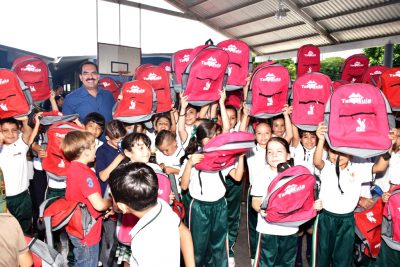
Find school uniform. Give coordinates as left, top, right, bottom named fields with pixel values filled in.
left=0, top=135, right=32, bottom=233
left=156, top=144, right=185, bottom=194
left=251, top=165, right=299, bottom=267
left=313, top=160, right=374, bottom=267
left=176, top=124, right=194, bottom=149
left=129, top=199, right=180, bottom=267
left=245, top=144, right=268, bottom=260
left=181, top=159, right=235, bottom=267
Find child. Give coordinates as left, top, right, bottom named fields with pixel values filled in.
left=108, top=162, right=194, bottom=267
left=271, top=105, right=293, bottom=144
left=251, top=137, right=322, bottom=266
left=0, top=117, right=33, bottom=233
left=177, top=93, right=200, bottom=149
left=312, top=122, right=396, bottom=267
left=155, top=130, right=184, bottom=176
left=180, top=120, right=245, bottom=267
left=83, top=112, right=105, bottom=149
left=61, top=131, right=111, bottom=267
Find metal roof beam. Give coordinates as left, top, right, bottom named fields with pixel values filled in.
left=204, top=0, right=264, bottom=20
left=187, top=0, right=209, bottom=8
left=329, top=17, right=400, bottom=34
left=237, top=22, right=305, bottom=39
left=298, top=0, right=330, bottom=9
left=221, top=10, right=290, bottom=30
left=252, top=33, right=320, bottom=48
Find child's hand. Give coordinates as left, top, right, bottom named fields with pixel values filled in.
left=382, top=192, right=391, bottom=203
left=313, top=199, right=323, bottom=211
left=219, top=88, right=226, bottom=105
left=259, top=209, right=266, bottom=218
left=180, top=92, right=188, bottom=112
left=358, top=197, right=374, bottom=209
left=316, top=122, right=327, bottom=140
left=189, top=153, right=204, bottom=165
left=169, top=192, right=175, bottom=205
left=242, top=103, right=250, bottom=117
left=38, top=148, right=47, bottom=158
left=49, top=90, right=56, bottom=100
left=389, top=128, right=398, bottom=145
left=34, top=112, right=43, bottom=125
left=282, top=104, right=291, bottom=116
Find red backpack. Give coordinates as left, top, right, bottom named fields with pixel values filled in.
left=158, top=61, right=171, bottom=73
left=296, top=45, right=321, bottom=78
left=0, top=69, right=33, bottom=119
left=340, top=54, right=369, bottom=83
left=41, top=122, right=83, bottom=181
left=112, top=80, right=157, bottom=124
left=261, top=165, right=317, bottom=226
left=195, top=131, right=255, bottom=171
left=324, top=83, right=395, bottom=158
left=11, top=55, right=51, bottom=102
left=247, top=64, right=290, bottom=118
left=171, top=48, right=193, bottom=92
left=331, top=80, right=350, bottom=92
left=380, top=67, right=400, bottom=111
left=217, top=39, right=252, bottom=91
left=381, top=185, right=400, bottom=251
left=354, top=197, right=383, bottom=259
left=225, top=90, right=244, bottom=109
left=135, top=65, right=173, bottom=113
left=361, top=65, right=389, bottom=88
left=25, top=235, right=64, bottom=267
left=98, top=77, right=121, bottom=101
left=182, top=45, right=230, bottom=106
left=291, top=72, right=332, bottom=131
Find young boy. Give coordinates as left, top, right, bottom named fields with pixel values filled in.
left=155, top=130, right=184, bottom=176
left=61, top=131, right=111, bottom=266
left=109, top=162, right=194, bottom=267
left=0, top=117, right=33, bottom=233
left=83, top=112, right=105, bottom=149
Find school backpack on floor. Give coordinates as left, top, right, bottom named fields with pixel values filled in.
left=25, top=236, right=64, bottom=267
left=112, top=80, right=157, bottom=124
left=181, top=45, right=230, bottom=106
left=324, top=83, right=395, bottom=158
left=380, top=67, right=400, bottom=111
left=340, top=54, right=369, bottom=83
left=291, top=72, right=332, bottom=131
left=171, top=49, right=193, bottom=93
left=38, top=197, right=99, bottom=248
left=354, top=197, right=383, bottom=259
left=381, top=185, right=400, bottom=251
left=135, top=65, right=173, bottom=113
left=217, top=39, right=252, bottom=91
left=361, top=65, right=389, bottom=88
left=195, top=131, right=255, bottom=171
left=0, top=69, right=33, bottom=119
left=247, top=64, right=290, bottom=118
left=41, top=121, right=84, bottom=181
left=11, top=55, right=52, bottom=102
left=296, top=45, right=320, bottom=78
left=260, top=165, right=317, bottom=227
left=99, top=77, right=121, bottom=101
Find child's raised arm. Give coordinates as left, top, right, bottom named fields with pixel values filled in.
left=180, top=154, right=204, bottom=190
left=228, top=154, right=245, bottom=181
left=372, top=128, right=398, bottom=174
left=16, top=116, right=33, bottom=145
left=291, top=124, right=300, bottom=148
left=178, top=93, right=189, bottom=144
left=313, top=122, right=326, bottom=170
left=282, top=104, right=293, bottom=144
left=239, top=103, right=250, bottom=132
left=218, top=89, right=230, bottom=133
left=28, top=112, right=42, bottom=146
left=49, top=90, right=59, bottom=112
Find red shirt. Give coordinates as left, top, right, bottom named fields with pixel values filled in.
left=65, top=161, right=102, bottom=246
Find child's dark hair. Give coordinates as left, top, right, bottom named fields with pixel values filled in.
left=154, top=115, right=172, bottom=127
left=270, top=114, right=284, bottom=124
left=109, top=162, right=158, bottom=211
left=299, top=129, right=317, bottom=138
left=83, top=112, right=105, bottom=130
left=105, top=120, right=127, bottom=139
left=180, top=120, right=218, bottom=164
left=121, top=132, right=151, bottom=151
left=155, top=130, right=176, bottom=148
left=225, top=105, right=237, bottom=113
left=266, top=136, right=293, bottom=166
left=0, top=117, right=20, bottom=128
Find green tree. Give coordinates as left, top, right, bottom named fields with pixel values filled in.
left=363, top=44, right=400, bottom=67
left=320, top=57, right=344, bottom=81
left=276, top=58, right=296, bottom=80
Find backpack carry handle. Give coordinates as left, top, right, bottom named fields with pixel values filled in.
left=205, top=39, right=214, bottom=45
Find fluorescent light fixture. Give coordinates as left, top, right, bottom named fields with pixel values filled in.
left=275, top=0, right=287, bottom=19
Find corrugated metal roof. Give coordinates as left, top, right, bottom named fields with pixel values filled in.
left=164, top=0, right=400, bottom=56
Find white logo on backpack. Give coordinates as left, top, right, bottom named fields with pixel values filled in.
left=307, top=105, right=314, bottom=115
left=144, top=73, right=162, bottom=81
left=267, top=97, right=273, bottom=106
left=366, top=211, right=377, bottom=223
left=127, top=85, right=144, bottom=94
left=356, top=118, right=366, bottom=132
left=305, top=51, right=316, bottom=57
left=0, top=103, right=8, bottom=111
left=55, top=133, right=66, bottom=138
left=21, top=64, right=42, bottom=72
left=0, top=79, right=9, bottom=85
left=223, top=45, right=242, bottom=54
left=203, top=81, right=211, bottom=91
left=260, top=73, right=281, bottom=82
left=102, top=82, right=111, bottom=87
left=341, top=93, right=371, bottom=104
left=58, top=159, right=65, bottom=168
left=371, top=70, right=382, bottom=76
left=201, top=57, right=221, bottom=68
left=350, top=61, right=364, bottom=67
left=129, top=100, right=136, bottom=110
left=301, top=80, right=323, bottom=89
left=179, top=54, right=190, bottom=63
left=29, top=85, right=36, bottom=92
left=227, top=66, right=232, bottom=76
left=389, top=71, right=400, bottom=78
left=278, top=184, right=305, bottom=198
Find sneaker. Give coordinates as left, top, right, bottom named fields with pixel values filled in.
left=228, top=257, right=235, bottom=267
left=251, top=258, right=255, bottom=266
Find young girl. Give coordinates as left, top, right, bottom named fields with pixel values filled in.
left=251, top=137, right=321, bottom=266
left=177, top=93, right=200, bottom=149
left=312, top=122, right=396, bottom=267
left=271, top=105, right=293, bottom=144
left=179, top=120, right=245, bottom=267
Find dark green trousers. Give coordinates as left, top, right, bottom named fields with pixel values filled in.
left=6, top=190, right=32, bottom=234
left=45, top=187, right=66, bottom=199
left=253, top=232, right=297, bottom=267
left=375, top=239, right=400, bottom=266
left=189, top=197, right=228, bottom=267
left=247, top=186, right=258, bottom=260
left=225, top=176, right=243, bottom=257
left=312, top=210, right=355, bottom=267
left=181, top=190, right=192, bottom=226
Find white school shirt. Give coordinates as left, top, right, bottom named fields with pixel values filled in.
left=0, top=136, right=29, bottom=196
left=250, top=165, right=299, bottom=236
left=180, top=159, right=235, bottom=202
left=176, top=124, right=194, bottom=149
left=319, top=159, right=374, bottom=214
left=246, top=144, right=268, bottom=186
left=129, top=199, right=180, bottom=267
left=146, top=131, right=157, bottom=153
left=156, top=144, right=185, bottom=170
left=291, top=144, right=327, bottom=175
